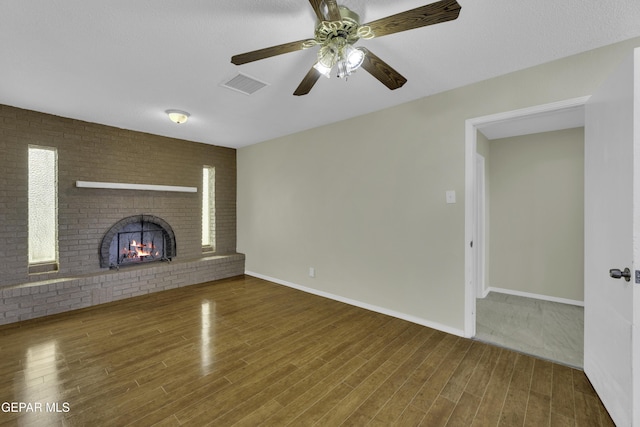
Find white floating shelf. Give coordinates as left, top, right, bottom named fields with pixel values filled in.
left=76, top=181, right=197, bottom=193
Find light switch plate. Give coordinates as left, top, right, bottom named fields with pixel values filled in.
left=446, top=190, right=456, bottom=204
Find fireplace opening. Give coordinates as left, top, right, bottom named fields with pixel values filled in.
left=115, top=222, right=165, bottom=265
left=100, top=215, right=176, bottom=269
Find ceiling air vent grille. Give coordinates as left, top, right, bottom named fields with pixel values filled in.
left=221, top=73, right=268, bottom=95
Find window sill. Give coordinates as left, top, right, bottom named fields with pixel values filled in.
left=29, top=262, right=59, bottom=275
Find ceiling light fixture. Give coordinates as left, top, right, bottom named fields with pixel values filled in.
left=166, top=109, right=190, bottom=124
left=307, top=6, right=371, bottom=80
left=231, top=1, right=460, bottom=96
left=338, top=44, right=366, bottom=78
left=313, top=39, right=341, bottom=78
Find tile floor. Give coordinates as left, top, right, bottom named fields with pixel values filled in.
left=475, top=292, right=584, bottom=368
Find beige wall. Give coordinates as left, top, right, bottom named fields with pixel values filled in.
left=238, top=36, right=640, bottom=333
left=487, top=128, right=584, bottom=301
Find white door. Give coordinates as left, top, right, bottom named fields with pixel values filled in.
left=584, top=48, right=640, bottom=427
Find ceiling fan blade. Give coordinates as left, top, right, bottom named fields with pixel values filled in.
left=323, top=0, right=342, bottom=21
left=293, top=67, right=322, bottom=96
left=359, top=48, right=407, bottom=90
left=231, top=39, right=311, bottom=65
left=364, top=0, right=461, bottom=38
left=308, top=0, right=325, bottom=21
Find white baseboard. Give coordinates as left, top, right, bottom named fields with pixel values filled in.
left=484, top=286, right=584, bottom=307
left=245, top=271, right=466, bottom=338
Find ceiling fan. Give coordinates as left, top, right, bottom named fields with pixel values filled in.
left=231, top=0, right=461, bottom=96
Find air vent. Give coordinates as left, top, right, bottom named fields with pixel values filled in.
left=221, top=73, right=269, bottom=95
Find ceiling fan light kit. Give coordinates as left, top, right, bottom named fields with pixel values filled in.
left=312, top=35, right=366, bottom=79
left=231, top=0, right=461, bottom=96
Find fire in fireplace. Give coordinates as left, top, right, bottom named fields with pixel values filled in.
left=100, top=215, right=176, bottom=269
left=116, top=223, right=164, bottom=265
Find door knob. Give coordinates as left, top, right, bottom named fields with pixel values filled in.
left=609, top=267, right=631, bottom=282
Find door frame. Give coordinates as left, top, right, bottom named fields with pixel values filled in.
left=463, top=96, right=590, bottom=337
left=474, top=153, right=486, bottom=299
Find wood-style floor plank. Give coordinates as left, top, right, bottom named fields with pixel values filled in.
left=421, top=395, right=456, bottom=426
left=524, top=390, right=551, bottom=426
left=0, top=275, right=615, bottom=426
left=552, top=363, right=576, bottom=420
left=368, top=330, right=447, bottom=424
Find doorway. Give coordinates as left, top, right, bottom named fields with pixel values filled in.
left=464, top=97, right=590, bottom=366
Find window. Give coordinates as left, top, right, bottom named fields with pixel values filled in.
left=28, top=146, right=58, bottom=270
left=202, top=166, right=215, bottom=252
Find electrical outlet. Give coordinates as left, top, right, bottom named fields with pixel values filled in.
left=309, top=267, right=315, bottom=278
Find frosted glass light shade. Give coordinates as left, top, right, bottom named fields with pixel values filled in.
left=313, top=61, right=332, bottom=78
left=346, top=46, right=365, bottom=70
left=166, top=109, right=190, bottom=124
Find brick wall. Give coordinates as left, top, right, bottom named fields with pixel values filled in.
left=0, top=104, right=244, bottom=324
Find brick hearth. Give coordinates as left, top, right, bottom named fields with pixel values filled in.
left=0, top=254, right=244, bottom=325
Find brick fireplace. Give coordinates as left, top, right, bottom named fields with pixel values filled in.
left=0, top=104, right=245, bottom=325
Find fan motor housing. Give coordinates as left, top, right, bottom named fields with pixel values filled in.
left=314, top=6, right=361, bottom=44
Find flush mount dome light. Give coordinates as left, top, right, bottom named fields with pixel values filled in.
left=165, top=109, right=190, bottom=124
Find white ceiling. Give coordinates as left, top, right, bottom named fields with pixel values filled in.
left=1, top=0, right=640, bottom=149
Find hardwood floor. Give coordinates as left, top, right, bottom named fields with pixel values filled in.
left=0, top=275, right=614, bottom=426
